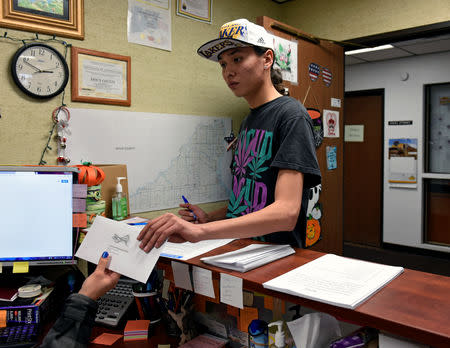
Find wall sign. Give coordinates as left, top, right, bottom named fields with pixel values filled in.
left=388, top=120, right=413, bottom=126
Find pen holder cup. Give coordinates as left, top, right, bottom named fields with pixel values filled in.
left=132, top=289, right=161, bottom=336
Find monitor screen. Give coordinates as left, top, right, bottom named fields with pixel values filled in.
left=0, top=166, right=78, bottom=266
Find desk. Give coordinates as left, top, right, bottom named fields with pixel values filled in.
left=85, top=239, right=449, bottom=347
left=177, top=239, right=450, bottom=348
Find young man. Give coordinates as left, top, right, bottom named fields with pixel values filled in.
left=138, top=19, right=320, bottom=250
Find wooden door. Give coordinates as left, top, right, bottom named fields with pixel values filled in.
left=258, top=16, right=344, bottom=255
left=344, top=91, right=383, bottom=247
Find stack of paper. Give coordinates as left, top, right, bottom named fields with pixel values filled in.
left=263, top=254, right=404, bottom=309
left=124, top=320, right=150, bottom=341
left=200, top=244, right=295, bottom=272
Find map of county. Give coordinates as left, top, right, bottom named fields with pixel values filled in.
left=67, top=109, right=232, bottom=213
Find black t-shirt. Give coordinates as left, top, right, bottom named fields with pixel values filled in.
left=226, top=96, right=321, bottom=247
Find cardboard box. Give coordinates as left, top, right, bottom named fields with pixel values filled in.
left=96, top=164, right=130, bottom=218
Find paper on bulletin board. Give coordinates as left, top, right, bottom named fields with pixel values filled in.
left=326, top=146, right=337, bottom=170
left=324, top=109, right=339, bottom=137
left=344, top=125, right=364, bottom=142
left=273, top=35, right=298, bottom=84
left=127, top=0, right=172, bottom=51
left=388, top=138, right=418, bottom=187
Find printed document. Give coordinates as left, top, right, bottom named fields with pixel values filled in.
left=161, top=239, right=235, bottom=260
left=201, top=244, right=295, bottom=272
left=75, top=216, right=165, bottom=283
left=263, top=254, right=404, bottom=309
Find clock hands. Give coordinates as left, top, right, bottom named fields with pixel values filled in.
left=23, top=59, right=41, bottom=72
left=23, top=59, right=56, bottom=74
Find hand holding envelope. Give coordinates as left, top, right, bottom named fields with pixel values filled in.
left=75, top=216, right=165, bottom=283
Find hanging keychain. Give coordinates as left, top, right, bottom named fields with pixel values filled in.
left=52, top=106, right=71, bottom=164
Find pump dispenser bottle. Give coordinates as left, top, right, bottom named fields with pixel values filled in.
left=268, top=321, right=286, bottom=348
left=112, top=177, right=128, bottom=220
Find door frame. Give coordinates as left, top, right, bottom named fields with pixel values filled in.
left=343, top=89, right=385, bottom=247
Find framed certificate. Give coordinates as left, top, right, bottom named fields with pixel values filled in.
left=71, top=47, right=131, bottom=106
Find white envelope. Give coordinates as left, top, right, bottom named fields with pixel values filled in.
left=75, top=216, right=165, bottom=283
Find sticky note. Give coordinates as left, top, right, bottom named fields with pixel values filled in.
left=220, top=273, right=243, bottom=308
left=243, top=291, right=254, bottom=307
left=0, top=310, right=7, bottom=328
left=91, top=333, right=123, bottom=345
left=193, top=266, right=215, bottom=299
left=72, top=198, right=86, bottom=212
left=162, top=278, right=171, bottom=300
left=72, top=184, right=87, bottom=198
left=73, top=213, right=87, bottom=228
left=171, top=261, right=193, bottom=291
left=13, top=261, right=29, bottom=273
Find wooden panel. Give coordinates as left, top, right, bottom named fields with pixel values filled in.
left=257, top=16, right=344, bottom=255
left=426, top=190, right=450, bottom=245
left=343, top=94, right=383, bottom=247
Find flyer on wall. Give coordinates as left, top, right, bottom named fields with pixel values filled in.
left=388, top=138, right=418, bottom=188
left=127, top=0, right=172, bottom=51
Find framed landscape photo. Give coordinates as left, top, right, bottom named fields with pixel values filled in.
left=71, top=46, right=131, bottom=106
left=0, top=0, right=84, bottom=40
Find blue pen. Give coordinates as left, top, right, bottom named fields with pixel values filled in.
left=127, top=222, right=148, bottom=226
left=181, top=195, right=197, bottom=221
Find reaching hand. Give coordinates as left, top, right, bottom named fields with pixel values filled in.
left=178, top=203, right=209, bottom=224
left=78, top=252, right=121, bottom=300
left=137, top=213, right=203, bottom=252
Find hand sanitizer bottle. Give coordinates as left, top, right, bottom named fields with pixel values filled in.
left=112, top=177, right=128, bottom=220
left=268, top=321, right=286, bottom=348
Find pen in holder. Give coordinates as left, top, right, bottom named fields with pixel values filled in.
left=132, top=271, right=161, bottom=337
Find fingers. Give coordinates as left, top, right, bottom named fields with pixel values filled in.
left=138, top=214, right=172, bottom=251
left=178, top=209, right=195, bottom=221
left=146, top=218, right=174, bottom=251
left=109, top=271, right=121, bottom=284
left=96, top=251, right=110, bottom=271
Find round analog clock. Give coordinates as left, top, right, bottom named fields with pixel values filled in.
left=11, top=43, right=69, bottom=99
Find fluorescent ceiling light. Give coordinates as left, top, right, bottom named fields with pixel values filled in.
left=345, top=44, right=394, bottom=55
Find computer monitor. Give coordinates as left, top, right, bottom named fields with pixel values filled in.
left=0, top=166, right=79, bottom=267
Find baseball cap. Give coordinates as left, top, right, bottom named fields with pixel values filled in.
left=197, top=18, right=274, bottom=61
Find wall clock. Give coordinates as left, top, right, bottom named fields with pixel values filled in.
left=11, top=43, right=69, bottom=99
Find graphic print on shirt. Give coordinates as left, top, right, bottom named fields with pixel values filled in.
left=227, top=128, right=273, bottom=218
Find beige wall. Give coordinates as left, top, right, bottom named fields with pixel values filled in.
left=282, top=0, right=450, bottom=40
left=1, top=0, right=448, bottom=216
left=0, top=0, right=284, bottom=166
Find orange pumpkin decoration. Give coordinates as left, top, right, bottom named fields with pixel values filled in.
left=305, top=218, right=321, bottom=247
left=73, top=162, right=105, bottom=186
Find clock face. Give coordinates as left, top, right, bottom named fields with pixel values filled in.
left=11, top=43, right=69, bottom=99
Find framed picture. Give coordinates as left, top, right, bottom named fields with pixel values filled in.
left=0, top=0, right=84, bottom=40
left=71, top=47, right=131, bottom=106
